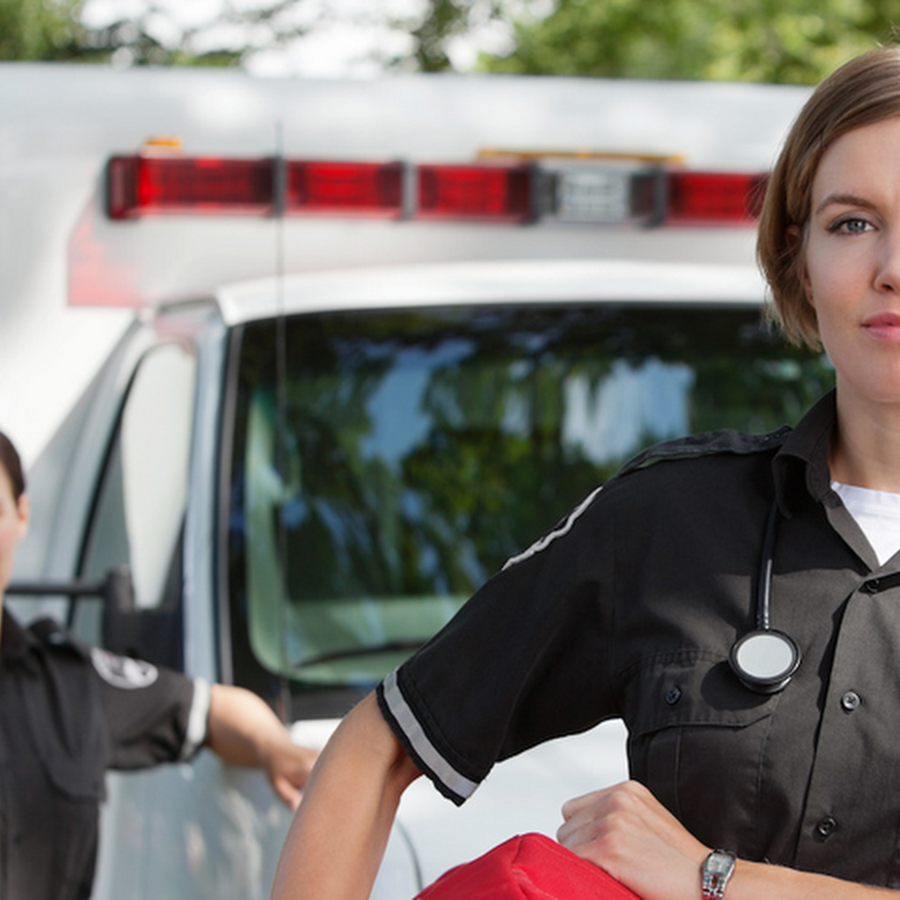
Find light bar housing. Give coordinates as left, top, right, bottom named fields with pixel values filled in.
left=106, top=153, right=768, bottom=227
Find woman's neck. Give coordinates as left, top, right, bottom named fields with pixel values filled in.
left=832, top=389, right=900, bottom=492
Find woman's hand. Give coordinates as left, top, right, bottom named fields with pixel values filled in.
left=557, top=780, right=709, bottom=900
left=206, top=683, right=319, bottom=810
left=257, top=738, right=320, bottom=811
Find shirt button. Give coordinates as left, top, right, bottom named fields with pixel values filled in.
left=815, top=816, right=838, bottom=839
left=841, top=691, right=861, bottom=712
left=665, top=687, right=682, bottom=706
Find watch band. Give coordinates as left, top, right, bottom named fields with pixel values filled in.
left=701, top=849, right=736, bottom=899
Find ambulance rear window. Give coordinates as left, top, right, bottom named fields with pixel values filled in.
left=226, top=303, right=830, bottom=713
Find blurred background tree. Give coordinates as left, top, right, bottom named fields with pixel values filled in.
left=472, top=0, right=900, bottom=83
left=2, top=0, right=899, bottom=82
left=0, top=0, right=313, bottom=64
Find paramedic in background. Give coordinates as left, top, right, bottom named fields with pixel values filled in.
left=0, top=428, right=318, bottom=900
left=270, top=46, right=900, bottom=900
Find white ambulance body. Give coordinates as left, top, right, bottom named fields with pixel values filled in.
left=1, top=63, right=826, bottom=899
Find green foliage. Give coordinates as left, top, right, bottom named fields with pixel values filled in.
left=402, top=0, right=510, bottom=71
left=5, top=0, right=900, bottom=82
left=0, top=0, right=306, bottom=66
left=0, top=0, right=88, bottom=60
left=477, top=0, right=900, bottom=84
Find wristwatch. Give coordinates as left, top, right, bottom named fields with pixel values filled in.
left=701, top=849, right=736, bottom=899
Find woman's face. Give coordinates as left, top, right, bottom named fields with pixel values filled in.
left=0, top=463, right=28, bottom=600
left=802, top=116, right=900, bottom=409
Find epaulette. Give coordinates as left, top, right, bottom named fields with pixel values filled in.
left=29, top=617, right=89, bottom=658
left=616, top=425, right=793, bottom=478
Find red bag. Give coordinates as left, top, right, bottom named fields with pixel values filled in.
left=413, top=833, right=641, bottom=899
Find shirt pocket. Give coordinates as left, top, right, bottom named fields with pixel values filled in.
left=20, top=663, right=108, bottom=802
left=622, top=648, right=781, bottom=851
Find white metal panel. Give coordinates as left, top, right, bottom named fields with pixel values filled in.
left=214, top=258, right=769, bottom=324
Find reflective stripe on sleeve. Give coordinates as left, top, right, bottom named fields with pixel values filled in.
left=180, top=677, right=211, bottom=761
left=501, top=485, right=603, bottom=571
left=381, top=669, right=479, bottom=802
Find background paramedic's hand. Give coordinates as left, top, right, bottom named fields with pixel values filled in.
left=207, top=683, right=319, bottom=810
left=557, top=780, right=709, bottom=900
left=260, top=740, right=320, bottom=810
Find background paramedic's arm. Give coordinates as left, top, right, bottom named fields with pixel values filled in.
left=270, top=692, right=422, bottom=900
left=206, top=683, right=319, bottom=810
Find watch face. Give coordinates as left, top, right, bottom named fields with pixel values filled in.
left=707, top=854, right=732, bottom=875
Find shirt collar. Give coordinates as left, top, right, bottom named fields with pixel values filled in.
left=1, top=607, right=40, bottom=667
left=772, top=389, right=839, bottom=517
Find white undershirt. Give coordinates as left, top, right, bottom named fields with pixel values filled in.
left=832, top=481, right=900, bottom=566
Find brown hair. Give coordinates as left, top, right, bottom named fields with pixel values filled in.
left=758, top=47, right=900, bottom=348
left=0, top=430, right=25, bottom=501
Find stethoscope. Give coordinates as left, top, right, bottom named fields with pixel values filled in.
left=728, top=500, right=802, bottom=693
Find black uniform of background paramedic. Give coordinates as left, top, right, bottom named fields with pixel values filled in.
left=0, top=429, right=319, bottom=900
left=269, top=45, right=900, bottom=900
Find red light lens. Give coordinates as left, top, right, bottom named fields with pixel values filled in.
left=286, top=161, right=404, bottom=216
left=107, top=155, right=275, bottom=218
left=417, top=164, right=532, bottom=222
left=666, top=172, right=768, bottom=225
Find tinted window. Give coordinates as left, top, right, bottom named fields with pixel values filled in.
left=227, top=304, right=831, bottom=714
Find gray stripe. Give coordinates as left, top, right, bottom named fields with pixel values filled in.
left=382, top=669, right=479, bottom=801
left=502, top=484, right=604, bottom=571
left=180, top=677, right=211, bottom=761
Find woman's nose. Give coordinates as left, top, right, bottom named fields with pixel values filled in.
left=876, top=233, right=900, bottom=292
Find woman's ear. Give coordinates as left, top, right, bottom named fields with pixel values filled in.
left=786, top=225, right=814, bottom=306
left=16, top=493, right=30, bottom=541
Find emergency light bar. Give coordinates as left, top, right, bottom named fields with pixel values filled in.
left=286, top=161, right=404, bottom=217
left=106, top=153, right=768, bottom=227
left=417, top=164, right=532, bottom=222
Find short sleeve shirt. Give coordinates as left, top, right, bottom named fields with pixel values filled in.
left=378, top=390, right=900, bottom=887
left=0, top=611, right=208, bottom=900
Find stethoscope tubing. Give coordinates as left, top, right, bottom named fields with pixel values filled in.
left=729, top=499, right=802, bottom=694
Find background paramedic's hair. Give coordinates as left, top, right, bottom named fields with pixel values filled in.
left=758, top=46, right=900, bottom=348
left=0, top=430, right=25, bottom=501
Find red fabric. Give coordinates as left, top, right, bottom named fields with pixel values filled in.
left=413, top=833, right=641, bottom=900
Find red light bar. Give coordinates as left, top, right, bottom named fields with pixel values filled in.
left=286, top=161, right=404, bottom=216
left=107, top=155, right=275, bottom=219
left=665, top=171, right=768, bottom=225
left=105, top=151, right=768, bottom=228
left=416, top=164, right=532, bottom=222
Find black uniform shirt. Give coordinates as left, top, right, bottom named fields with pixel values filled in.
left=379, top=390, right=900, bottom=887
left=0, top=610, right=206, bottom=900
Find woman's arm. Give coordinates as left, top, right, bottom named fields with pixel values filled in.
left=269, top=691, right=422, bottom=900
left=206, top=683, right=319, bottom=810
left=558, top=781, right=894, bottom=900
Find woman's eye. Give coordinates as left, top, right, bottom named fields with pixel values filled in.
left=828, top=216, right=872, bottom=234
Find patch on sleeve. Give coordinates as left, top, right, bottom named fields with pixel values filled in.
left=90, top=647, right=159, bottom=689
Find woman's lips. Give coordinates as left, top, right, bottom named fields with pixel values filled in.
left=863, top=312, right=900, bottom=341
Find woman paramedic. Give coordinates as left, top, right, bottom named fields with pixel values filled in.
left=271, top=45, right=900, bottom=900
left=0, top=428, right=319, bottom=900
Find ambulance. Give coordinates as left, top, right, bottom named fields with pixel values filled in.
left=2, top=63, right=829, bottom=898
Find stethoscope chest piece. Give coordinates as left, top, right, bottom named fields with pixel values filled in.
left=729, top=628, right=801, bottom=694
left=728, top=499, right=801, bottom=694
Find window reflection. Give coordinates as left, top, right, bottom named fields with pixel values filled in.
left=77, top=343, right=195, bottom=649
left=229, top=304, right=832, bottom=694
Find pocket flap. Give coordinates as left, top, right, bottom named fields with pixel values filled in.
left=624, top=649, right=779, bottom=738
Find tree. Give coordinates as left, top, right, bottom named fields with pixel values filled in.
left=395, top=0, right=515, bottom=72
left=0, top=0, right=519, bottom=71
left=475, top=0, right=900, bottom=84
left=5, top=0, right=900, bottom=81
left=0, top=0, right=315, bottom=65
left=0, top=0, right=88, bottom=60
